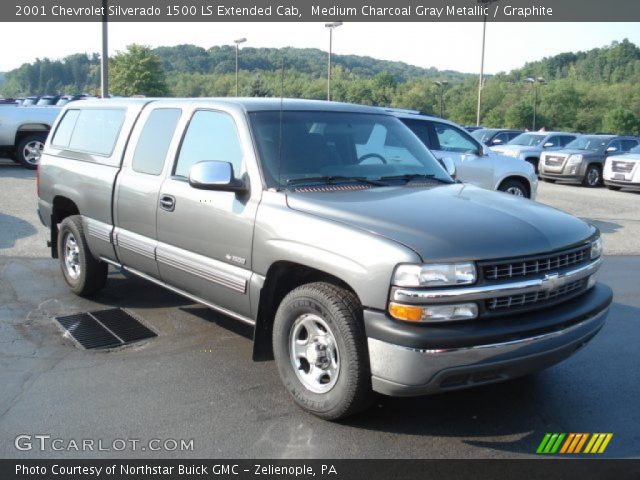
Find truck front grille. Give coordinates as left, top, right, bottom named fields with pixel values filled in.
left=482, top=245, right=591, bottom=281
left=486, top=278, right=588, bottom=311
left=612, top=161, right=635, bottom=173
left=545, top=155, right=565, bottom=167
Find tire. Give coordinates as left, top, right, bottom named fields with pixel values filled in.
left=272, top=282, right=374, bottom=420
left=582, top=164, right=602, bottom=188
left=57, top=215, right=108, bottom=296
left=498, top=178, right=529, bottom=198
left=606, top=185, right=622, bottom=191
left=16, top=133, right=46, bottom=170
left=541, top=178, right=556, bottom=183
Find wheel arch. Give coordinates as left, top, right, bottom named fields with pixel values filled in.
left=49, top=196, right=81, bottom=258
left=252, top=261, right=361, bottom=361
left=496, top=175, right=531, bottom=198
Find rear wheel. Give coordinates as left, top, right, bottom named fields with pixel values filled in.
left=498, top=178, right=529, bottom=198
left=272, top=282, right=373, bottom=420
left=582, top=164, right=602, bottom=188
left=57, top=215, right=108, bottom=296
left=16, top=133, right=46, bottom=169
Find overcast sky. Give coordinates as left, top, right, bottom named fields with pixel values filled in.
left=0, top=22, right=639, bottom=74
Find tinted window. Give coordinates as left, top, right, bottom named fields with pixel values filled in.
left=432, top=122, right=478, bottom=154
left=621, top=139, right=639, bottom=152
left=174, top=110, right=243, bottom=178
left=559, top=135, right=577, bottom=147
left=402, top=119, right=434, bottom=148
left=132, top=109, right=181, bottom=175
left=51, top=109, right=81, bottom=148
left=59, top=109, right=125, bottom=155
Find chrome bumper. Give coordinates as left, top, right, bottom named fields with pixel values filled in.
left=368, top=305, right=608, bottom=397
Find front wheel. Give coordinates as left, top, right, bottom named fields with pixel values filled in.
left=582, top=164, right=602, bottom=188
left=57, top=215, right=108, bottom=296
left=16, top=134, right=46, bottom=169
left=498, top=178, right=529, bottom=198
left=272, top=282, right=373, bottom=420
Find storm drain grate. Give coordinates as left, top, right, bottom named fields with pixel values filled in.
left=55, top=309, right=156, bottom=349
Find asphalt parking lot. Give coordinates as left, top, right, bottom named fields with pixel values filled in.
left=1, top=158, right=639, bottom=459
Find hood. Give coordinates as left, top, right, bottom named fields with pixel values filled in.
left=548, top=148, right=601, bottom=159
left=616, top=153, right=640, bottom=162
left=286, top=184, right=595, bottom=262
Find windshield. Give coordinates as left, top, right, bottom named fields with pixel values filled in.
left=471, top=129, right=497, bottom=143
left=508, top=133, right=546, bottom=147
left=565, top=136, right=613, bottom=152
left=250, top=111, right=452, bottom=188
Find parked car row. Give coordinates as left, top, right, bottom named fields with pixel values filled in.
left=13, top=94, right=96, bottom=107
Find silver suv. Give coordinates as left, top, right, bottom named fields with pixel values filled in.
left=387, top=110, right=537, bottom=198
left=491, top=131, right=578, bottom=173
left=38, top=98, right=612, bottom=420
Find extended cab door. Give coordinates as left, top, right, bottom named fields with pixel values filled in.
left=155, top=107, right=259, bottom=319
left=113, top=105, right=184, bottom=278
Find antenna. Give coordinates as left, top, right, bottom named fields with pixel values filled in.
left=277, top=53, right=285, bottom=189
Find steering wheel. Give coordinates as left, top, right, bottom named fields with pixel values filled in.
left=357, top=153, right=388, bottom=164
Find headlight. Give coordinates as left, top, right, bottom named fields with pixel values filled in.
left=590, top=237, right=602, bottom=260
left=393, top=263, right=476, bottom=287
left=567, top=154, right=583, bottom=165
left=389, top=302, right=479, bottom=323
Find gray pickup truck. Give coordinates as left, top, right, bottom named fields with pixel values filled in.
left=38, top=98, right=612, bottom=420
left=0, top=105, right=61, bottom=168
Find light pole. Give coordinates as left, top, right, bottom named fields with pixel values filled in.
left=100, top=0, right=108, bottom=98
left=325, top=22, right=342, bottom=101
left=434, top=80, right=448, bottom=118
left=476, top=0, right=499, bottom=126
left=524, top=76, right=546, bottom=130
left=234, top=38, right=246, bottom=97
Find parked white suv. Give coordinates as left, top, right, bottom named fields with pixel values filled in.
left=386, top=109, right=538, bottom=198
left=603, top=144, right=640, bottom=191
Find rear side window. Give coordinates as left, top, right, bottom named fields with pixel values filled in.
left=52, top=108, right=125, bottom=156
left=174, top=110, right=243, bottom=178
left=132, top=109, right=182, bottom=175
left=51, top=109, right=80, bottom=147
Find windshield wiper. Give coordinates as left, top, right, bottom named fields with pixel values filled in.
left=286, top=175, right=386, bottom=187
left=378, top=173, right=452, bottom=184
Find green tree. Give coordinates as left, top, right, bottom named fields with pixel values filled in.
left=602, top=108, right=640, bottom=135
left=504, top=102, right=534, bottom=129
left=109, top=44, right=169, bottom=97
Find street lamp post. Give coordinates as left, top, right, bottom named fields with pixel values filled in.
left=476, top=0, right=499, bottom=126
left=434, top=80, right=448, bottom=118
left=524, top=76, right=546, bottom=130
left=325, top=22, right=342, bottom=101
left=100, top=0, right=108, bottom=98
left=234, top=38, right=247, bottom=97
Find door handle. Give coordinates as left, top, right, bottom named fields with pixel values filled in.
left=159, top=194, right=176, bottom=212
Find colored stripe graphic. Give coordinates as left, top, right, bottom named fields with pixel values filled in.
left=537, top=433, right=612, bottom=454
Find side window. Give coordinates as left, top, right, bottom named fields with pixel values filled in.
left=560, top=135, right=575, bottom=147
left=507, top=132, right=521, bottom=142
left=607, top=140, right=622, bottom=152
left=621, top=139, right=639, bottom=152
left=493, top=132, right=510, bottom=144
left=68, top=109, right=125, bottom=155
left=174, top=110, right=243, bottom=178
left=51, top=109, right=80, bottom=148
left=402, top=119, right=434, bottom=149
left=131, top=109, right=182, bottom=175
left=544, top=136, right=559, bottom=147
left=433, top=122, right=478, bottom=154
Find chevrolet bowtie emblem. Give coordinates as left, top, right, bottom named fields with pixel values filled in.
left=541, top=272, right=563, bottom=291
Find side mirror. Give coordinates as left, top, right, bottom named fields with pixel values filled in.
left=491, top=138, right=503, bottom=145
left=606, top=146, right=618, bottom=154
left=543, top=142, right=554, bottom=148
left=441, top=156, right=457, bottom=178
left=188, top=161, right=247, bottom=193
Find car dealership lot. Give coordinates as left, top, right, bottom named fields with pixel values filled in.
left=1, top=158, right=639, bottom=458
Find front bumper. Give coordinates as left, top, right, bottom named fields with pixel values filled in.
left=365, top=283, right=612, bottom=396
left=604, top=179, right=640, bottom=191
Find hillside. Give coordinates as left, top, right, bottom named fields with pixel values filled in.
left=1, top=40, right=639, bottom=133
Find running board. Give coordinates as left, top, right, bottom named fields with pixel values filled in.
left=100, top=257, right=256, bottom=326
